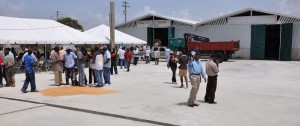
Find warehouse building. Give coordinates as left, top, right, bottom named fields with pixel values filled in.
left=116, top=8, right=300, bottom=61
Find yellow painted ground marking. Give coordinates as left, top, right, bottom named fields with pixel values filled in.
left=40, top=86, right=117, bottom=97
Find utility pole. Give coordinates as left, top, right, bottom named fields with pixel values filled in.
left=110, top=0, right=115, bottom=50
left=55, top=11, right=60, bottom=20
left=122, top=1, right=130, bottom=22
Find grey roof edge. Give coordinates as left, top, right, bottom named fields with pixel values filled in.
left=115, top=13, right=199, bottom=28
left=196, top=8, right=300, bottom=26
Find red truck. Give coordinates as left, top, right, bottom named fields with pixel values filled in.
left=184, top=33, right=240, bottom=62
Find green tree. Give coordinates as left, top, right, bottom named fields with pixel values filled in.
left=57, top=17, right=84, bottom=31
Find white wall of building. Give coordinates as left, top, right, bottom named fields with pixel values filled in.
left=292, top=23, right=300, bottom=60
left=117, top=27, right=148, bottom=42
left=193, top=25, right=252, bottom=59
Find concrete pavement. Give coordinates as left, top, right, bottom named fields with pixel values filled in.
left=0, top=60, right=299, bottom=126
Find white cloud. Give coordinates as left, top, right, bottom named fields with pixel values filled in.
left=171, top=9, right=203, bottom=22
left=80, top=11, right=123, bottom=31
left=0, top=0, right=25, bottom=16
left=134, top=6, right=157, bottom=17
left=279, top=0, right=300, bottom=16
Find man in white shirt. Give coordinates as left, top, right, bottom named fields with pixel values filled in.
left=92, top=47, right=104, bottom=87
left=154, top=49, right=160, bottom=65
left=133, top=47, right=139, bottom=66
left=118, top=47, right=126, bottom=69
left=145, top=48, right=151, bottom=64
left=165, top=48, right=171, bottom=64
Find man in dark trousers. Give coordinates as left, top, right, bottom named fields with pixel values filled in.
left=21, top=49, right=38, bottom=93
left=204, top=54, right=219, bottom=104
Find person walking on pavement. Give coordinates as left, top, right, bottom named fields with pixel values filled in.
left=3, top=48, right=15, bottom=87
left=62, top=48, right=77, bottom=85
left=165, top=47, right=171, bottom=64
left=204, top=54, right=219, bottom=104
left=154, top=48, right=160, bottom=65
left=92, top=47, right=104, bottom=87
left=51, top=46, right=64, bottom=86
left=168, top=52, right=178, bottom=84
left=102, top=45, right=111, bottom=85
left=110, top=48, right=118, bottom=75
left=145, top=47, right=151, bottom=64
left=133, top=47, right=139, bottom=65
left=178, top=50, right=189, bottom=88
left=125, top=48, right=133, bottom=72
left=119, top=47, right=126, bottom=69
left=187, top=52, right=207, bottom=107
left=77, top=47, right=87, bottom=86
left=21, top=49, right=38, bottom=93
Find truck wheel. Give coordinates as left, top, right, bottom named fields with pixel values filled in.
left=216, top=52, right=224, bottom=63
left=223, top=54, right=229, bottom=61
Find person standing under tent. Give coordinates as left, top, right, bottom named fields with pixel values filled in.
left=92, top=47, right=104, bottom=87
left=62, top=48, right=77, bottom=85
left=59, top=47, right=66, bottom=73
left=21, top=49, right=38, bottom=93
left=187, top=52, right=207, bottom=107
left=102, top=45, right=111, bottom=85
left=51, top=46, right=64, bottom=86
left=3, top=48, right=15, bottom=87
left=125, top=48, right=133, bottom=72
left=77, top=47, right=87, bottom=86
left=110, top=48, right=118, bottom=75
left=88, top=49, right=96, bottom=84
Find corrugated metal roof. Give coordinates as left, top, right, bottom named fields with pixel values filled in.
left=197, top=8, right=300, bottom=26
left=115, top=13, right=199, bottom=28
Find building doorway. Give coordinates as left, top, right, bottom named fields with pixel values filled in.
left=154, top=28, right=168, bottom=47
left=265, top=25, right=280, bottom=60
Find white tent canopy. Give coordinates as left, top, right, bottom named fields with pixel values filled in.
left=0, top=16, right=100, bottom=44
left=85, top=24, right=147, bottom=45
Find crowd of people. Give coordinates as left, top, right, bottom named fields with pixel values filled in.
left=0, top=45, right=220, bottom=108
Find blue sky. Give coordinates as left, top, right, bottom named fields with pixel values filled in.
left=1, top=0, right=300, bottom=30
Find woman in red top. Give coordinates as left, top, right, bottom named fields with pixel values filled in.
left=125, top=48, right=133, bottom=72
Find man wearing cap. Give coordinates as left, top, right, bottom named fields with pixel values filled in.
left=204, top=54, right=219, bottom=104
left=187, top=52, right=207, bottom=107
left=102, top=45, right=111, bottom=85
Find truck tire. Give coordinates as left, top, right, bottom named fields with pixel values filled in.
left=216, top=52, right=224, bottom=63
left=223, top=54, right=229, bottom=61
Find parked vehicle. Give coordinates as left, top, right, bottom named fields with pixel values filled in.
left=150, top=46, right=167, bottom=60
left=185, top=33, right=240, bottom=62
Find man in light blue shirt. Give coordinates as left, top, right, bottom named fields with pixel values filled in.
left=63, top=49, right=77, bottom=85
left=187, top=51, right=207, bottom=107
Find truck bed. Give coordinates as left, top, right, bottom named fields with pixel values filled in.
left=188, top=41, right=240, bottom=51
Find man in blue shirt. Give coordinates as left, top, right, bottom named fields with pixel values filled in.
left=187, top=52, right=207, bottom=107
left=63, top=48, right=77, bottom=85
left=21, top=49, right=37, bottom=93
